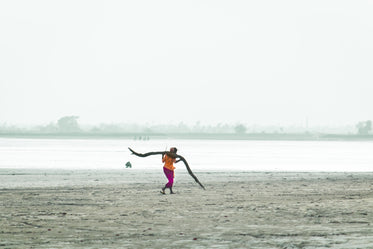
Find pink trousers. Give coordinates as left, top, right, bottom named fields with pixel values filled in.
left=163, top=167, right=174, bottom=188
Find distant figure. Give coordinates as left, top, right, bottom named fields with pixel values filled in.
left=125, top=161, right=132, bottom=168
left=160, top=147, right=180, bottom=194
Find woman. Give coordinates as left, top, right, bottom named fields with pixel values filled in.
left=161, top=147, right=179, bottom=194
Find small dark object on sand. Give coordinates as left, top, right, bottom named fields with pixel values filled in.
left=125, top=161, right=132, bottom=168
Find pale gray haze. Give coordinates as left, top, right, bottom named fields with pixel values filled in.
left=1, top=1, right=372, bottom=126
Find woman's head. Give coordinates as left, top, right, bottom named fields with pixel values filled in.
left=170, top=147, right=177, bottom=153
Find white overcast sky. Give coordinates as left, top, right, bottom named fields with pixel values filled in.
left=1, top=0, right=372, bottom=126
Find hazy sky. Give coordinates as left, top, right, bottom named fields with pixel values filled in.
left=1, top=1, right=372, bottom=126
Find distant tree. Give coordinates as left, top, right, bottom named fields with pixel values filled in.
left=234, top=124, right=247, bottom=134
left=356, top=120, right=372, bottom=135
left=42, top=122, right=58, bottom=133
left=57, top=116, right=80, bottom=132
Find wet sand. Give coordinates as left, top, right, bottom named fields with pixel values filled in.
left=1, top=170, right=373, bottom=248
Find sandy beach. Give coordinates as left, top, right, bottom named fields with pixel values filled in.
left=1, top=169, right=373, bottom=248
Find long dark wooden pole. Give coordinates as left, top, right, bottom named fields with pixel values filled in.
left=128, top=148, right=205, bottom=190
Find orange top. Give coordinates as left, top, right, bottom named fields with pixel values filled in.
left=163, top=154, right=176, bottom=171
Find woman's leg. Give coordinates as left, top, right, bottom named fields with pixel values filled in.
left=164, top=167, right=174, bottom=188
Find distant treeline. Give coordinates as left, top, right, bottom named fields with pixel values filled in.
left=0, top=116, right=372, bottom=140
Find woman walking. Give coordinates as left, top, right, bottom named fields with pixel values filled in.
left=161, top=147, right=179, bottom=194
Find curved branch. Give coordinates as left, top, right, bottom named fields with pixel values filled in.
left=128, top=147, right=205, bottom=190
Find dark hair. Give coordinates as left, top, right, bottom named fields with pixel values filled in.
left=166, top=147, right=177, bottom=158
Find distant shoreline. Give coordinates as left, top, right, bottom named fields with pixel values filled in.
left=1, top=132, right=373, bottom=141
